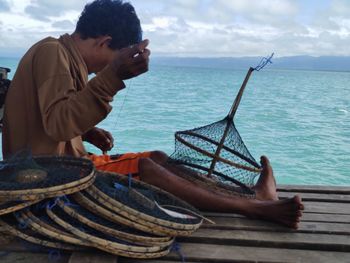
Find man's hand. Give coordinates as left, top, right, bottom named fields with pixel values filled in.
left=82, top=127, right=114, bottom=153
left=111, top=39, right=151, bottom=80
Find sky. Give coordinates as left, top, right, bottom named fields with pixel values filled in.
left=0, top=0, right=350, bottom=57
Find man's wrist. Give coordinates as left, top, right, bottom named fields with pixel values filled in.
left=97, top=65, right=126, bottom=93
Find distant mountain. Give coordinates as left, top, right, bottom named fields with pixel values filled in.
left=151, top=56, right=350, bottom=72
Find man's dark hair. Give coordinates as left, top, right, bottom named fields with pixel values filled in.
left=76, top=0, right=142, bottom=50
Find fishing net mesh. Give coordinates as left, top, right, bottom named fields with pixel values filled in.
left=169, top=117, right=260, bottom=194
left=0, top=152, right=93, bottom=191
left=93, top=173, right=202, bottom=225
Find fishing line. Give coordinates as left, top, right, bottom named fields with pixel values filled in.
left=113, top=79, right=133, bottom=130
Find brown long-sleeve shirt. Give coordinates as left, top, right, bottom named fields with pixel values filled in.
left=2, top=34, right=125, bottom=159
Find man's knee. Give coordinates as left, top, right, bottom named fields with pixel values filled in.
left=149, top=150, right=169, bottom=165
left=138, top=157, right=155, bottom=172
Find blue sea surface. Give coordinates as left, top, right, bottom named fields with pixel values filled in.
left=1, top=57, right=349, bottom=186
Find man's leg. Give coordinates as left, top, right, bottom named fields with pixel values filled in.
left=138, top=151, right=303, bottom=229
left=148, top=151, right=279, bottom=201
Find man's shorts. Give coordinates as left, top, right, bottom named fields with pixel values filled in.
left=88, top=152, right=152, bottom=177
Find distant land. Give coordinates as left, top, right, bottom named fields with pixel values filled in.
left=151, top=56, right=350, bottom=72
left=1, top=55, right=350, bottom=72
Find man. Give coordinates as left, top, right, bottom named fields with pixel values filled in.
left=3, top=0, right=303, bottom=228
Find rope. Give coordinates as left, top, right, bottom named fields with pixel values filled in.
left=14, top=211, right=29, bottom=229
left=46, top=198, right=59, bottom=210
left=61, top=195, right=79, bottom=208
left=254, top=53, right=274, bottom=71
left=171, top=242, right=186, bottom=262
left=128, top=173, right=132, bottom=189
left=48, top=249, right=61, bottom=262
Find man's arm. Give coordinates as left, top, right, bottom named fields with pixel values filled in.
left=82, top=127, right=114, bottom=152
left=34, top=40, right=150, bottom=142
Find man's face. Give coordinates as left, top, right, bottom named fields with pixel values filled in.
left=91, top=46, right=119, bottom=74
left=87, top=36, right=119, bottom=74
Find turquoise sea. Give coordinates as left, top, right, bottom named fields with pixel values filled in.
left=1, top=57, right=349, bottom=186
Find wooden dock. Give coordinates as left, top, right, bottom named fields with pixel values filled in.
left=0, top=184, right=349, bottom=263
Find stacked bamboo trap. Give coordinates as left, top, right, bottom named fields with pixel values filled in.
left=0, top=156, right=203, bottom=259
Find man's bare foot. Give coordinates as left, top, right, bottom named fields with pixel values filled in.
left=250, top=195, right=304, bottom=229
left=252, top=156, right=278, bottom=201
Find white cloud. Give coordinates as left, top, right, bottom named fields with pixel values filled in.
left=0, top=0, right=10, bottom=12
left=1, top=0, right=350, bottom=57
left=25, top=0, right=85, bottom=21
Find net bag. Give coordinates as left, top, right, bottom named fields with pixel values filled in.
left=169, top=54, right=274, bottom=197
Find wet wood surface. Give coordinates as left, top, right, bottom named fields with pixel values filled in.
left=0, top=184, right=349, bottom=263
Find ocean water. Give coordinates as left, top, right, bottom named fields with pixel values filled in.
left=0, top=57, right=349, bottom=186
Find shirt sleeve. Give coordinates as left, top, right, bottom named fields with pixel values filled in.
left=33, top=42, right=125, bottom=141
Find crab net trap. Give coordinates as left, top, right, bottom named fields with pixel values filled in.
left=168, top=54, right=274, bottom=197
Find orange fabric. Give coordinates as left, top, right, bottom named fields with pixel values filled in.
left=89, top=152, right=152, bottom=177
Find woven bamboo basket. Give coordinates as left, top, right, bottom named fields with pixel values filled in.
left=0, top=199, right=42, bottom=216
left=73, top=191, right=176, bottom=237
left=15, top=209, right=89, bottom=247
left=46, top=203, right=171, bottom=258
left=86, top=171, right=203, bottom=235
left=86, top=185, right=200, bottom=236
left=0, top=215, right=78, bottom=251
left=56, top=197, right=173, bottom=247
left=0, top=156, right=95, bottom=201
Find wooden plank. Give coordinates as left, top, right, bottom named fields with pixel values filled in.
left=179, top=229, right=350, bottom=251
left=120, top=260, right=196, bottom=263
left=278, top=192, right=350, bottom=203
left=204, top=211, right=350, bottom=223
left=202, top=217, right=350, bottom=234
left=278, top=185, right=350, bottom=194
left=162, top=243, right=350, bottom=263
left=69, top=252, right=118, bottom=263
left=303, top=201, right=350, bottom=214
left=203, top=201, right=350, bottom=215
left=301, top=212, right=350, bottom=223
left=0, top=251, right=70, bottom=263
left=0, top=232, right=15, bottom=246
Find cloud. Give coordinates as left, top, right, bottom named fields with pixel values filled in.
left=137, top=0, right=350, bottom=56
left=52, top=20, right=75, bottom=30
left=1, top=0, right=350, bottom=57
left=25, top=0, right=85, bottom=21
left=0, top=0, right=10, bottom=12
